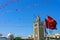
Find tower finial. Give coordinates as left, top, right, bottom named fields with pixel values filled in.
left=36, top=16, right=40, bottom=22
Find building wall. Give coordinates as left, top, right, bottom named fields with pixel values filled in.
left=34, top=22, right=39, bottom=40
left=0, top=37, right=10, bottom=40
left=34, top=16, right=44, bottom=40
left=47, top=37, right=60, bottom=40
left=22, top=39, right=34, bottom=40
left=39, top=26, right=44, bottom=40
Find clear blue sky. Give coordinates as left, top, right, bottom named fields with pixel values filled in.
left=0, top=0, right=60, bottom=37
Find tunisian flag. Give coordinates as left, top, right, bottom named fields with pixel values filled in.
left=45, top=16, right=57, bottom=30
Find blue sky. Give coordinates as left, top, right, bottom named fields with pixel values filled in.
left=0, top=0, right=60, bottom=37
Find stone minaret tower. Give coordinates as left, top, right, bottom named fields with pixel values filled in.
left=34, top=16, right=44, bottom=40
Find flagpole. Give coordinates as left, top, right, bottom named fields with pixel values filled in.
left=45, top=26, right=47, bottom=40
left=48, top=23, right=50, bottom=40
left=45, top=19, right=48, bottom=40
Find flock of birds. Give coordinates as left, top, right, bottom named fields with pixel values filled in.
left=0, top=0, right=48, bottom=14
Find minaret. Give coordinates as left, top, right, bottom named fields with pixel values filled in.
left=34, top=16, right=44, bottom=40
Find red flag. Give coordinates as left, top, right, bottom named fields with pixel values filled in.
left=48, top=16, right=57, bottom=29
left=45, top=16, right=57, bottom=30
left=48, top=16, right=57, bottom=24
left=48, top=16, right=53, bottom=20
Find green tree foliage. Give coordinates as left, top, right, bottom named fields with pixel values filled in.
left=13, top=37, right=24, bottom=40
